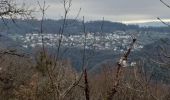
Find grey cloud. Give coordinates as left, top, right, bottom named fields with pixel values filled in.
left=18, top=0, right=170, bottom=22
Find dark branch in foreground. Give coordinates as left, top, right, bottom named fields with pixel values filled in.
left=106, top=38, right=136, bottom=100
left=0, top=50, right=27, bottom=57
left=160, top=0, right=170, bottom=8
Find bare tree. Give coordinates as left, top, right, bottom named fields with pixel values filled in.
left=56, top=0, right=72, bottom=60
left=0, top=0, right=32, bottom=22
left=82, top=16, right=90, bottom=100
left=106, top=38, right=137, bottom=100
left=151, top=0, right=170, bottom=67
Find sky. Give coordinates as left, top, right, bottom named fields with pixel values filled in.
left=18, top=0, right=170, bottom=24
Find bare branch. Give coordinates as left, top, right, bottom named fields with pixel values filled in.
left=160, top=0, right=170, bottom=8
left=0, top=0, right=33, bottom=19
left=106, top=38, right=137, bottom=100
left=157, top=17, right=170, bottom=27
left=0, top=49, right=27, bottom=57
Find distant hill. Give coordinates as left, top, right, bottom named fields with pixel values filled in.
left=137, top=22, right=169, bottom=27
left=1, top=19, right=170, bottom=35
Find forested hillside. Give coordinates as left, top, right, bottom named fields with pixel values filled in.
left=0, top=0, right=170, bottom=100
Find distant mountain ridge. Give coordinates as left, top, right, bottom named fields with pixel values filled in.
left=1, top=19, right=170, bottom=35
left=137, top=22, right=169, bottom=27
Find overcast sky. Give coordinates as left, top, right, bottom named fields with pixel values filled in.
left=19, top=0, right=170, bottom=23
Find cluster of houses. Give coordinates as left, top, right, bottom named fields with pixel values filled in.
left=10, top=31, right=144, bottom=52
